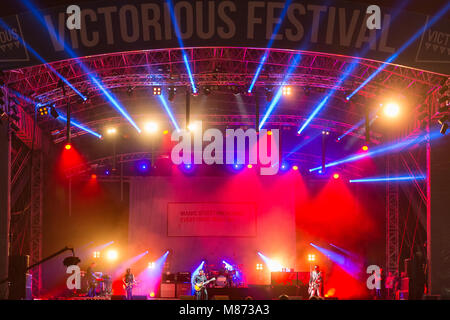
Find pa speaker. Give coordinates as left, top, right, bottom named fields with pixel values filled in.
left=8, top=255, right=29, bottom=300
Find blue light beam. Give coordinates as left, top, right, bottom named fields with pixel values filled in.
left=247, top=0, right=293, bottom=93
left=167, top=0, right=197, bottom=93
left=349, top=175, right=426, bottom=183
left=346, top=3, right=450, bottom=100
left=158, top=95, right=181, bottom=131
left=58, top=115, right=102, bottom=139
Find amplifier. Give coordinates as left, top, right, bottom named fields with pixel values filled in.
left=176, top=272, right=191, bottom=283
left=162, top=273, right=176, bottom=283
left=176, top=283, right=192, bottom=297
left=160, top=283, right=176, bottom=298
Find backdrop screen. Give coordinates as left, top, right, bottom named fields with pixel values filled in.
left=167, top=202, right=256, bottom=237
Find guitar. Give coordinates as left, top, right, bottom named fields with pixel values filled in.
left=308, top=273, right=322, bottom=294
left=194, top=278, right=216, bottom=292
left=123, top=279, right=139, bottom=290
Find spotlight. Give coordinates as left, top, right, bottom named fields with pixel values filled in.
left=137, top=160, right=151, bottom=173
left=153, top=86, right=162, bottom=95
left=168, top=87, right=176, bottom=101
left=280, top=162, right=289, bottom=171
left=362, top=145, right=369, bottom=151
left=37, top=105, right=50, bottom=116
left=127, top=86, right=134, bottom=96
left=144, top=121, right=158, bottom=134
left=64, top=143, right=72, bottom=150
left=163, top=130, right=169, bottom=135
left=149, top=292, right=155, bottom=297
left=202, top=86, right=211, bottom=95
left=105, top=170, right=110, bottom=176
left=383, top=102, right=400, bottom=118
left=265, top=87, right=273, bottom=102
left=267, top=130, right=273, bottom=136
left=106, top=250, right=118, bottom=261
left=91, top=174, right=97, bottom=179
left=187, top=121, right=200, bottom=132
left=106, top=127, right=117, bottom=135
left=247, top=164, right=253, bottom=169
left=292, top=165, right=299, bottom=171
left=333, top=173, right=340, bottom=180
left=282, top=86, right=292, bottom=96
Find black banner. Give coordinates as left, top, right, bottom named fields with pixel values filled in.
left=0, top=0, right=449, bottom=74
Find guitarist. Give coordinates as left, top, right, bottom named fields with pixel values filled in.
left=123, top=268, right=135, bottom=300
left=308, top=265, right=323, bottom=299
left=193, top=269, right=209, bottom=300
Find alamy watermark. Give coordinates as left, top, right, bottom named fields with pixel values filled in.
left=170, top=122, right=280, bottom=175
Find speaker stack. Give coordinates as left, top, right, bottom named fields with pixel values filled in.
left=8, top=255, right=29, bottom=300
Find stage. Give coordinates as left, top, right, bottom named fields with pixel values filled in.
left=0, top=0, right=449, bottom=304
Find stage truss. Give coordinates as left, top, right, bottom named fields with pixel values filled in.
left=2, top=47, right=445, bottom=288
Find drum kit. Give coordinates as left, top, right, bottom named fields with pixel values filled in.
left=86, top=272, right=112, bottom=296
left=204, top=264, right=241, bottom=288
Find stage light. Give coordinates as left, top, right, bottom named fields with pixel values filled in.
left=106, top=127, right=117, bottom=135
left=280, top=162, right=289, bottom=171
left=106, top=250, right=118, bottom=261
left=64, top=143, right=72, bottom=150
left=256, top=263, right=263, bottom=271
left=187, top=121, right=201, bottom=132
left=153, top=86, right=161, bottom=95
left=247, top=164, right=253, bottom=169
left=333, top=173, right=340, bottom=180
left=148, top=262, right=155, bottom=269
left=383, top=102, right=400, bottom=118
left=292, top=165, right=299, bottom=171
left=267, top=130, right=273, bottom=136
left=168, top=86, right=176, bottom=101
left=149, top=292, right=155, bottom=297
left=362, top=145, right=369, bottom=151
left=282, top=86, right=292, bottom=96
left=91, top=174, right=97, bottom=179
left=37, top=105, right=49, bottom=116
left=144, top=121, right=158, bottom=134
left=265, top=87, right=274, bottom=102
left=105, top=170, right=110, bottom=176
left=93, top=251, right=100, bottom=259
left=307, top=254, right=316, bottom=262
left=163, top=130, right=169, bottom=135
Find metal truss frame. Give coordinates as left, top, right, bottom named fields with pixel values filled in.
left=29, top=151, right=43, bottom=297
left=386, top=153, right=400, bottom=274
left=4, top=48, right=444, bottom=135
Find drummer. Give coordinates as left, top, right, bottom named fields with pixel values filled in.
left=218, top=263, right=232, bottom=287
